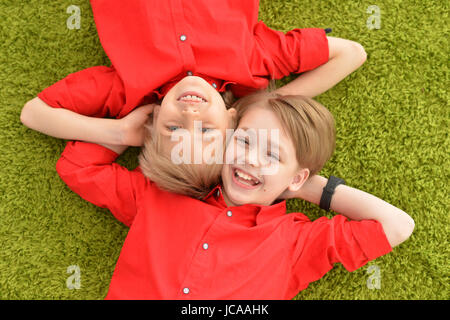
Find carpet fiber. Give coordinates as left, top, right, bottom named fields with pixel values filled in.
left=0, top=0, right=447, bottom=299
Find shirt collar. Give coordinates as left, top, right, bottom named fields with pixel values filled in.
left=203, top=185, right=287, bottom=226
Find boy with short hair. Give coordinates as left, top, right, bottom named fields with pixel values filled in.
left=54, top=92, right=414, bottom=299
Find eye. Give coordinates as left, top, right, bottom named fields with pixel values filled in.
left=201, top=127, right=214, bottom=133
left=167, top=125, right=181, bottom=131
left=268, top=152, right=280, bottom=162
left=236, top=136, right=249, bottom=145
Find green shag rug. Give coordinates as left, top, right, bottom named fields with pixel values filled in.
left=0, top=0, right=448, bottom=300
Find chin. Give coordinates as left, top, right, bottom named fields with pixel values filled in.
left=228, top=191, right=255, bottom=206
left=224, top=181, right=267, bottom=206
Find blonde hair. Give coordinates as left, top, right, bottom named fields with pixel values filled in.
left=232, top=91, right=336, bottom=176
left=138, top=90, right=235, bottom=199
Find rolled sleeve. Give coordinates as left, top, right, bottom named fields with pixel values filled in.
left=349, top=219, right=393, bottom=262
left=294, top=28, right=329, bottom=73
left=37, top=65, right=126, bottom=118
left=56, top=141, right=147, bottom=227
left=253, top=22, right=329, bottom=79
left=290, top=214, right=392, bottom=290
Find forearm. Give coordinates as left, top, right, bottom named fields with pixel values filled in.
left=20, top=97, right=124, bottom=145
left=296, top=175, right=415, bottom=247
left=274, top=37, right=367, bottom=98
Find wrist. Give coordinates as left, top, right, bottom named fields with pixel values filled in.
left=116, top=118, right=128, bottom=145
left=319, top=175, right=346, bottom=211
left=93, top=117, right=126, bottom=146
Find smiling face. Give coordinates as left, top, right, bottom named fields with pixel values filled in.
left=152, top=76, right=236, bottom=163
left=221, top=104, right=310, bottom=207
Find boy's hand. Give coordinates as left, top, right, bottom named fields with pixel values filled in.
left=119, top=104, right=155, bottom=146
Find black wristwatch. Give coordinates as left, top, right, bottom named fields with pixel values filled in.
left=319, top=175, right=345, bottom=211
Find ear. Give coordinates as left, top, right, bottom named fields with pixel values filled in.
left=287, top=168, right=310, bottom=193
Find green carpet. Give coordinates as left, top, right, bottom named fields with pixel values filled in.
left=0, top=0, right=447, bottom=300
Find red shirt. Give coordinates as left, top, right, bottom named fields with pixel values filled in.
left=38, top=0, right=329, bottom=119
left=55, top=141, right=392, bottom=299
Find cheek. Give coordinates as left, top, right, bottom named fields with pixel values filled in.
left=154, top=105, right=168, bottom=125
left=160, top=140, right=175, bottom=158
left=221, top=165, right=234, bottom=190
left=262, top=168, right=290, bottom=190
left=224, top=140, right=243, bottom=164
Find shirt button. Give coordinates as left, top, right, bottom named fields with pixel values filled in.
left=180, top=34, right=187, bottom=41
left=212, top=82, right=217, bottom=89
left=183, top=287, right=190, bottom=294
left=216, top=190, right=220, bottom=198
left=187, top=71, right=193, bottom=76
left=202, top=243, right=209, bottom=250
left=226, top=210, right=232, bottom=217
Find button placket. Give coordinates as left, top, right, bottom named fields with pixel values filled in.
left=169, top=0, right=195, bottom=82
left=178, top=210, right=224, bottom=298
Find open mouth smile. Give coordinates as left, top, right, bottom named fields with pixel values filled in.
left=232, top=167, right=262, bottom=190
left=177, top=91, right=207, bottom=103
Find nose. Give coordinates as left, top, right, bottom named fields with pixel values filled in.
left=248, top=149, right=272, bottom=168
left=248, top=148, right=262, bottom=168
left=181, top=104, right=200, bottom=115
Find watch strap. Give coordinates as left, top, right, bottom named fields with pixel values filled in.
left=319, top=175, right=345, bottom=211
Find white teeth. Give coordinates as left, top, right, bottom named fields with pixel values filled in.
left=235, top=169, right=259, bottom=184
left=180, top=95, right=206, bottom=102
left=236, top=170, right=251, bottom=180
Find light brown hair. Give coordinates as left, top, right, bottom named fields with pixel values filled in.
left=232, top=91, right=336, bottom=176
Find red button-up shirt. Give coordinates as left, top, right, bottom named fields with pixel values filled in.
left=38, top=0, right=329, bottom=119
left=55, top=141, right=392, bottom=299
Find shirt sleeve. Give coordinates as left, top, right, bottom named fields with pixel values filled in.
left=37, top=65, right=126, bottom=118
left=252, top=21, right=329, bottom=79
left=55, top=141, right=150, bottom=227
left=290, top=214, right=392, bottom=290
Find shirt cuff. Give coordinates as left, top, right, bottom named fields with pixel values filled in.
left=37, top=89, right=71, bottom=110
left=350, top=219, right=393, bottom=262
left=297, top=28, right=329, bottom=73
left=61, top=141, right=121, bottom=168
